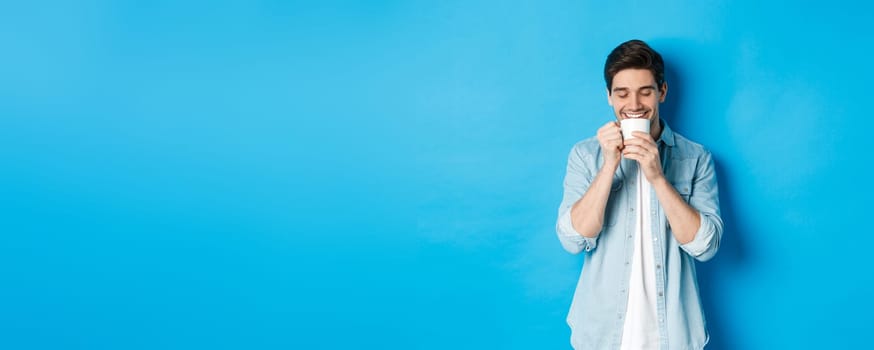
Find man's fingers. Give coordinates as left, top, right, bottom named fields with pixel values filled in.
left=623, top=139, right=649, bottom=150
left=622, top=152, right=641, bottom=162
left=622, top=145, right=642, bottom=155
left=599, top=127, right=622, bottom=138
left=598, top=122, right=621, bottom=135
left=599, top=131, right=624, bottom=148
left=622, top=145, right=652, bottom=157
left=630, top=131, right=656, bottom=145
left=624, top=138, right=657, bottom=151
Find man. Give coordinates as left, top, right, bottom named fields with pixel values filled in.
left=556, top=39, right=723, bottom=350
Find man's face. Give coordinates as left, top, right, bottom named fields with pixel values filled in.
left=607, top=68, right=667, bottom=123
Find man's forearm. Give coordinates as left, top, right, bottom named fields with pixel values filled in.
left=569, top=162, right=618, bottom=238
left=651, top=176, right=700, bottom=244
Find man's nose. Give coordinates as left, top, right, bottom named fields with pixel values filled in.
left=630, top=94, right=642, bottom=109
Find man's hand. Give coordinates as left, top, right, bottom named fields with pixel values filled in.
left=596, top=121, right=623, bottom=168
left=623, top=131, right=664, bottom=183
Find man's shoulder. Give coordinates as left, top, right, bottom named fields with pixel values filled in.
left=563, top=137, right=601, bottom=169
left=671, top=132, right=712, bottom=159
left=570, top=136, right=601, bottom=154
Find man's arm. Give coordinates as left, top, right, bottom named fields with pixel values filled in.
left=568, top=161, right=618, bottom=238
left=676, top=151, right=723, bottom=261
left=650, top=177, right=700, bottom=244
left=570, top=121, right=624, bottom=237
left=555, top=122, right=624, bottom=254
left=624, top=131, right=723, bottom=261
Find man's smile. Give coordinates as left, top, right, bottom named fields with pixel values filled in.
left=622, top=111, right=648, bottom=119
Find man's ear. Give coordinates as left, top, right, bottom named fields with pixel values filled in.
left=659, top=82, right=668, bottom=103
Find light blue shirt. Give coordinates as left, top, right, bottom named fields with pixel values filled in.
left=556, top=121, right=723, bottom=350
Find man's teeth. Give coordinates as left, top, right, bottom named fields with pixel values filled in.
left=625, top=113, right=645, bottom=118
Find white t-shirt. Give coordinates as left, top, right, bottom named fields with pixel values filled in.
left=619, top=167, right=660, bottom=350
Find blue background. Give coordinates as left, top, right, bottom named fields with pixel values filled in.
left=2, top=1, right=872, bottom=349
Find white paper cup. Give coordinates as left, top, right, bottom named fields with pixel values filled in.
left=620, top=118, right=651, bottom=141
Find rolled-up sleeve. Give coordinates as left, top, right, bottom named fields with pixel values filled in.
left=556, top=143, right=599, bottom=254
left=557, top=209, right=598, bottom=253
left=679, top=151, right=724, bottom=262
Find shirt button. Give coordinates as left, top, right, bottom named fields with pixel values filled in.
left=656, top=264, right=661, bottom=269
left=630, top=207, right=634, bottom=212
left=659, top=292, right=663, bottom=297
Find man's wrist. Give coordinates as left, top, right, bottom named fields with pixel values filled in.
left=600, top=159, right=619, bottom=174
left=650, top=175, right=669, bottom=189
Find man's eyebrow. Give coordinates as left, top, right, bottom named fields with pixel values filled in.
left=611, top=87, right=629, bottom=93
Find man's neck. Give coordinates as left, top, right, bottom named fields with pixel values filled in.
left=650, top=117, right=663, bottom=141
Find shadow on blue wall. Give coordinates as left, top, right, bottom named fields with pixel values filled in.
left=658, top=44, right=748, bottom=350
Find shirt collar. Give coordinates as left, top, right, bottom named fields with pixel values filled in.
left=657, top=119, right=676, bottom=147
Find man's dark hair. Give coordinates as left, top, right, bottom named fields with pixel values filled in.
left=604, top=39, right=665, bottom=93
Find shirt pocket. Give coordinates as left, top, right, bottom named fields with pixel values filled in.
left=603, top=177, right=623, bottom=227
left=672, top=180, right=693, bottom=203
